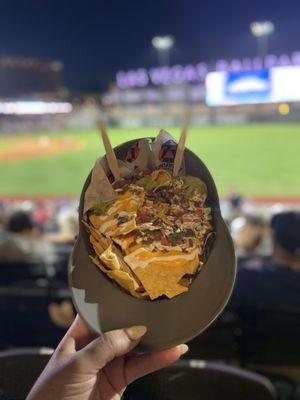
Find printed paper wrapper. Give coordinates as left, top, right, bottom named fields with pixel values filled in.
left=83, top=129, right=185, bottom=214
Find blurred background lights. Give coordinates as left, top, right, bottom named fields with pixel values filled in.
left=0, top=101, right=73, bottom=115
left=151, top=35, right=175, bottom=66
left=278, top=103, right=290, bottom=115
left=151, top=35, right=174, bottom=50
left=250, top=21, right=275, bottom=37
left=250, top=21, right=275, bottom=58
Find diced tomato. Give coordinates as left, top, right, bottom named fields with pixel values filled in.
left=161, top=235, right=169, bottom=246
left=137, top=209, right=152, bottom=222
left=195, top=210, right=203, bottom=218
left=174, top=209, right=184, bottom=218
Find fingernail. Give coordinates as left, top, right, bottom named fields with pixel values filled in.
left=125, top=325, right=147, bottom=340
left=179, top=344, right=189, bottom=355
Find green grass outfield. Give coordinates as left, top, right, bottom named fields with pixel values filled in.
left=0, top=124, right=299, bottom=197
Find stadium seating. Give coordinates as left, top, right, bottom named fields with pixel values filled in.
left=0, top=285, right=71, bottom=349
left=123, top=359, right=277, bottom=400
left=0, top=261, right=48, bottom=285
left=237, top=305, right=300, bottom=366
left=0, top=347, right=53, bottom=400
left=186, top=308, right=242, bottom=362
left=52, top=243, right=74, bottom=284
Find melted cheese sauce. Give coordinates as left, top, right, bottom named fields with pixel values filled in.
left=91, top=190, right=144, bottom=235
left=124, top=247, right=199, bottom=270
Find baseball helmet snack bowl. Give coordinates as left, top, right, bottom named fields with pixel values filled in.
left=69, top=133, right=236, bottom=351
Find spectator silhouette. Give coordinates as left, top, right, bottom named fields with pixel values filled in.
left=0, top=211, right=55, bottom=264
left=231, top=211, right=300, bottom=307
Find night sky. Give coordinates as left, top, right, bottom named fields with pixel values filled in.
left=0, top=0, right=300, bottom=91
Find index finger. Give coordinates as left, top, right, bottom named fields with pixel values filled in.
left=60, top=314, right=97, bottom=350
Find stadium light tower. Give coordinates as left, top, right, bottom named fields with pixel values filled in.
left=250, top=21, right=274, bottom=59
left=152, top=35, right=175, bottom=66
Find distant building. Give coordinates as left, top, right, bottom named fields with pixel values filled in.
left=0, top=56, right=63, bottom=98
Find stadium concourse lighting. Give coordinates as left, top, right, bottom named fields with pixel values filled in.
left=250, top=21, right=274, bottom=59
left=151, top=35, right=174, bottom=66
left=0, top=101, right=73, bottom=115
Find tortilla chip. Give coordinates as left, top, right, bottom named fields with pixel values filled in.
left=110, top=216, right=137, bottom=237
left=85, top=218, right=112, bottom=250
left=122, top=247, right=201, bottom=300
left=90, top=235, right=106, bottom=257
left=100, top=244, right=121, bottom=270
left=88, top=189, right=144, bottom=233
left=124, top=247, right=200, bottom=271
left=90, top=255, right=110, bottom=272
left=106, top=270, right=148, bottom=298
left=113, top=234, right=142, bottom=254
left=130, top=251, right=200, bottom=300
left=90, top=256, right=147, bottom=299
left=89, top=213, right=105, bottom=230
left=151, top=169, right=172, bottom=190
left=90, top=226, right=111, bottom=248
left=89, top=213, right=118, bottom=236
left=91, top=241, right=144, bottom=290
left=82, top=219, right=91, bottom=231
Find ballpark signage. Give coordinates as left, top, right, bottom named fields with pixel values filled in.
left=116, top=52, right=300, bottom=89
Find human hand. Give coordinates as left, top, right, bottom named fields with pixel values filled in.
left=27, top=315, right=188, bottom=400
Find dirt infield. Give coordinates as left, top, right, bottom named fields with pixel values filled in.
left=0, top=136, right=85, bottom=162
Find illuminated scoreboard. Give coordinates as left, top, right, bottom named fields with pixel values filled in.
left=206, top=66, right=300, bottom=106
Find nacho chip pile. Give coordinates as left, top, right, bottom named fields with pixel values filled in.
left=84, top=169, right=213, bottom=300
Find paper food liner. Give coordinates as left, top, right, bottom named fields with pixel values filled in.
left=84, top=129, right=185, bottom=214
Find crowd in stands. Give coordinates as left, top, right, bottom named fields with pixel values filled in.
left=0, top=198, right=78, bottom=347
left=0, top=194, right=299, bottom=287
left=231, top=211, right=300, bottom=306
left=0, top=198, right=78, bottom=244
left=0, top=194, right=299, bottom=265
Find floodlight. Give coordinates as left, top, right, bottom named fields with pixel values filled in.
left=250, top=21, right=274, bottom=37
left=151, top=36, right=174, bottom=51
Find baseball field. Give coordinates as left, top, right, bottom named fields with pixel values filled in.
left=0, top=124, right=299, bottom=198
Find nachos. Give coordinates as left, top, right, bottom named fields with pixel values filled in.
left=84, top=169, right=214, bottom=300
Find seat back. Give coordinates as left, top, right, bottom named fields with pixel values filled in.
left=0, top=286, right=71, bottom=349
left=239, top=305, right=300, bottom=366
left=0, top=261, right=47, bottom=285
left=0, top=348, right=53, bottom=400
left=187, top=308, right=241, bottom=361
left=124, top=360, right=276, bottom=400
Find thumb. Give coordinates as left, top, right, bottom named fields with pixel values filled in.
left=74, top=326, right=147, bottom=373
